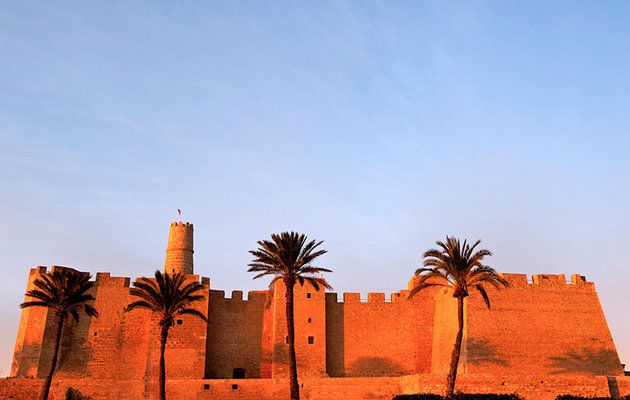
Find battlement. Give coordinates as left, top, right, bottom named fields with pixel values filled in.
left=25, top=268, right=595, bottom=299
left=209, top=289, right=269, bottom=302
left=499, top=273, right=594, bottom=290
left=322, top=272, right=594, bottom=305
left=27, top=265, right=93, bottom=279
left=95, top=272, right=131, bottom=288
left=31, top=266, right=47, bottom=274
left=326, top=290, right=411, bottom=304
left=171, top=221, right=193, bottom=228
left=25, top=267, right=210, bottom=291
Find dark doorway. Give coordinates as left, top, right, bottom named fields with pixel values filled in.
left=232, top=368, right=246, bottom=379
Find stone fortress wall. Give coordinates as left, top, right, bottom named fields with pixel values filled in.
left=5, top=221, right=628, bottom=400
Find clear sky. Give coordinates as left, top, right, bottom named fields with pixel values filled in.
left=1, top=1, right=629, bottom=376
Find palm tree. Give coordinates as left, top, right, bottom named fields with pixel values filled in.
left=409, top=236, right=508, bottom=399
left=125, top=270, right=207, bottom=400
left=248, top=232, right=332, bottom=400
left=20, top=267, right=99, bottom=400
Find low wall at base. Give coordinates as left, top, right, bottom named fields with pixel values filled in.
left=2, top=375, right=629, bottom=400
left=402, top=375, right=622, bottom=399
left=0, top=377, right=400, bottom=400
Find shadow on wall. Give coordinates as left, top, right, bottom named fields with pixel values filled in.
left=548, top=347, right=621, bottom=375
left=11, top=342, right=41, bottom=377
left=65, top=387, right=92, bottom=400
left=272, top=342, right=314, bottom=370
left=273, top=343, right=288, bottom=366
left=348, top=357, right=406, bottom=377
left=325, top=299, right=344, bottom=377
left=12, top=318, right=95, bottom=378
left=467, top=338, right=509, bottom=367
left=58, top=318, right=93, bottom=375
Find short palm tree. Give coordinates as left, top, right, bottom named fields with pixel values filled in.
left=248, top=232, right=332, bottom=400
left=20, top=267, right=98, bottom=400
left=409, top=236, right=508, bottom=399
left=125, top=270, right=207, bottom=400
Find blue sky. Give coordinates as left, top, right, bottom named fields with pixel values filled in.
left=1, top=1, right=629, bottom=375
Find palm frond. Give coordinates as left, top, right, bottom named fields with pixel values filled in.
left=299, top=266, right=332, bottom=274
left=132, top=278, right=161, bottom=301
left=20, top=300, right=50, bottom=309
left=252, top=271, right=279, bottom=280
left=476, top=285, right=491, bottom=308
left=125, top=300, right=158, bottom=312
left=127, top=270, right=207, bottom=326
left=20, top=268, right=98, bottom=323
left=302, top=276, right=332, bottom=291
left=23, top=289, right=54, bottom=303
left=32, top=279, right=55, bottom=296
left=411, top=236, right=506, bottom=302
left=248, top=232, right=332, bottom=292
left=177, top=308, right=208, bottom=322
left=83, top=304, right=99, bottom=318
left=69, top=309, right=80, bottom=322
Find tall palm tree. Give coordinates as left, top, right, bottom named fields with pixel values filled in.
left=20, top=267, right=99, bottom=400
left=248, top=232, right=332, bottom=400
left=125, top=270, right=207, bottom=400
left=409, top=236, right=508, bottom=399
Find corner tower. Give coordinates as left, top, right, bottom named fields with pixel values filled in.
left=164, top=221, right=194, bottom=275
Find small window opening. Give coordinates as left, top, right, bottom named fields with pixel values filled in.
left=285, top=336, right=289, bottom=344
left=233, top=368, right=246, bottom=379
left=308, top=336, right=314, bottom=344
left=307, top=317, right=312, bottom=323
left=176, top=319, right=183, bottom=325
left=232, top=384, right=238, bottom=390
left=203, top=384, right=210, bottom=390
left=306, top=292, right=312, bottom=298
left=93, top=332, right=97, bottom=336
left=172, top=269, right=175, bottom=273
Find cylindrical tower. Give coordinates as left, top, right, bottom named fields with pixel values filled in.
left=164, top=221, right=194, bottom=275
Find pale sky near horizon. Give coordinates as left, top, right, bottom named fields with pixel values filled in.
left=1, top=1, right=629, bottom=376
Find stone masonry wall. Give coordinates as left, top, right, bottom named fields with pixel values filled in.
left=11, top=266, right=55, bottom=378
left=4, top=375, right=630, bottom=400
left=11, top=268, right=210, bottom=383
left=325, top=287, right=437, bottom=377
left=9, top=266, right=625, bottom=400
left=271, top=281, right=328, bottom=378
left=204, top=289, right=268, bottom=378
left=465, top=273, right=623, bottom=377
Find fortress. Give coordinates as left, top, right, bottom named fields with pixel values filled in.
left=3, top=221, right=629, bottom=399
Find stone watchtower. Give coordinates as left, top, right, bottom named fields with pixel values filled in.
left=164, top=221, right=194, bottom=275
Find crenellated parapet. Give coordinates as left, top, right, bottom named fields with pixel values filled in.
left=322, top=272, right=595, bottom=307
left=208, top=289, right=269, bottom=303
left=327, top=289, right=412, bottom=304
left=498, top=272, right=594, bottom=290
left=95, top=272, right=131, bottom=288
left=171, top=221, right=193, bottom=227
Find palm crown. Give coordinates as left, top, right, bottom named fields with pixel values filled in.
left=248, top=231, right=332, bottom=290
left=20, top=267, right=98, bottom=321
left=126, top=270, right=207, bottom=326
left=410, top=236, right=508, bottom=307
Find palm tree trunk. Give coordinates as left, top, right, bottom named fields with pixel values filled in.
left=159, top=324, right=170, bottom=400
left=285, top=280, right=300, bottom=400
left=40, top=314, right=64, bottom=400
left=445, top=296, right=465, bottom=399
